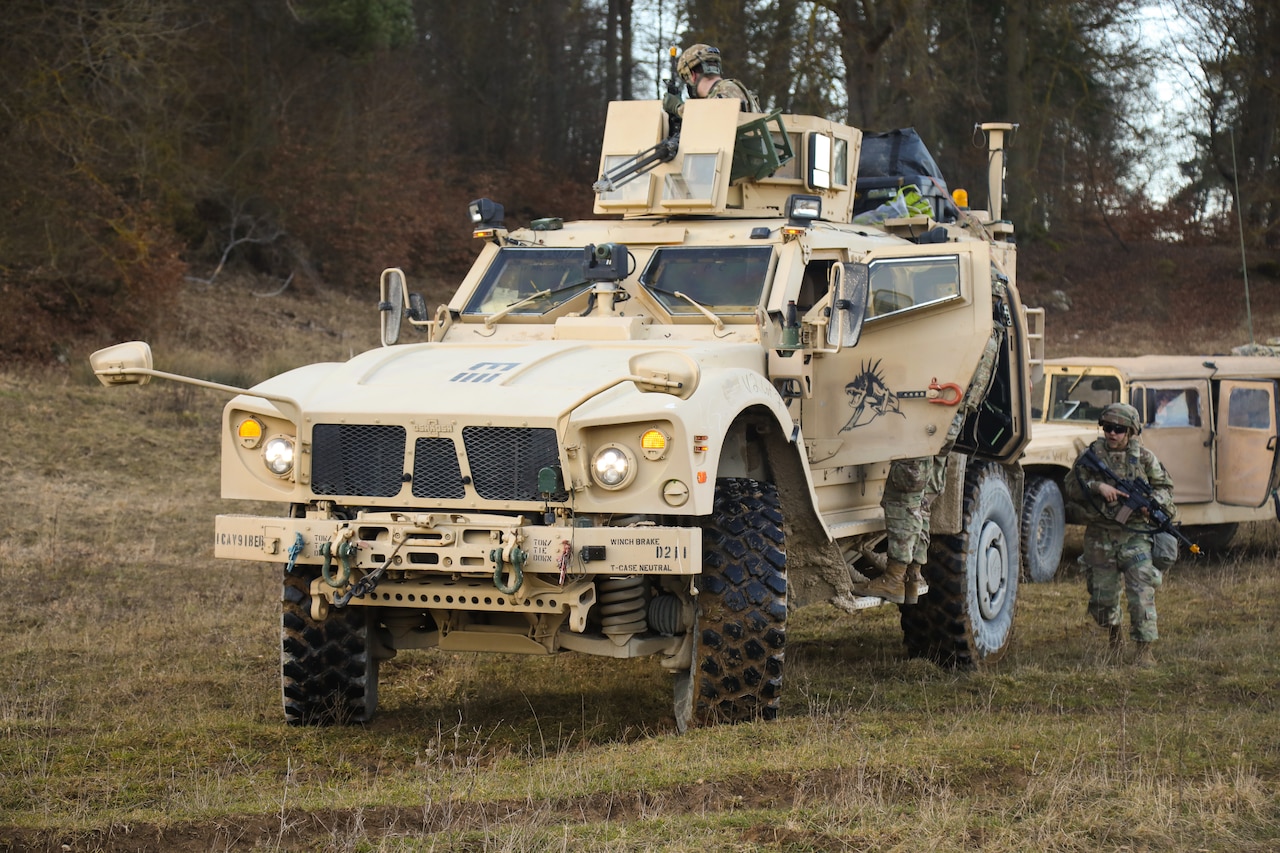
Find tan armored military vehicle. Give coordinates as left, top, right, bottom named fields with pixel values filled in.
left=1020, top=354, right=1280, bottom=581
left=91, top=98, right=1034, bottom=730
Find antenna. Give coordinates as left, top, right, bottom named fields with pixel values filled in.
left=979, top=123, right=1017, bottom=221
left=1228, top=125, right=1254, bottom=346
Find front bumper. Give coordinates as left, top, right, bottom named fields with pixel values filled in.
left=215, top=511, right=701, bottom=578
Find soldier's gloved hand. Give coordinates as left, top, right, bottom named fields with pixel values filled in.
left=662, top=90, right=683, bottom=116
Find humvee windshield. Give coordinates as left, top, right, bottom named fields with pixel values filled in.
left=464, top=248, right=584, bottom=315
left=1046, top=371, right=1122, bottom=422
left=640, top=246, right=772, bottom=315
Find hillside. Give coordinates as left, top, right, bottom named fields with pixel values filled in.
left=1018, top=238, right=1280, bottom=358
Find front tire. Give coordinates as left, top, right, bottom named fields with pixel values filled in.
left=1020, top=476, right=1065, bottom=582
left=282, top=568, right=380, bottom=726
left=902, top=461, right=1020, bottom=667
left=674, top=478, right=786, bottom=732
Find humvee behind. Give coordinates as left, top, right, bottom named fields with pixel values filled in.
left=91, top=98, right=1034, bottom=730
left=1020, top=354, right=1280, bottom=580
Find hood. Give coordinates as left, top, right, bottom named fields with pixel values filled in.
left=249, top=339, right=761, bottom=423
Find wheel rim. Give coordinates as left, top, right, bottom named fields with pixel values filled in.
left=976, top=517, right=1011, bottom=621
left=1033, top=504, right=1056, bottom=562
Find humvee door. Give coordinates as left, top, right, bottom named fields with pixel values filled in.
left=1215, top=378, right=1280, bottom=507
left=1131, top=380, right=1213, bottom=504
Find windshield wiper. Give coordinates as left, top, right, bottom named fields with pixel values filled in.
left=643, top=285, right=726, bottom=333
left=1063, top=367, right=1092, bottom=398
left=483, top=279, right=592, bottom=328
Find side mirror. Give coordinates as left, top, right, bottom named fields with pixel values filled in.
left=408, top=292, right=428, bottom=323
left=826, top=262, right=869, bottom=349
left=380, top=268, right=408, bottom=346
left=89, top=341, right=154, bottom=386
left=628, top=351, right=700, bottom=399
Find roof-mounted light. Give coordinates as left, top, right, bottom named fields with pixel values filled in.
left=785, top=194, right=822, bottom=223
left=783, top=194, right=822, bottom=240
left=469, top=198, right=507, bottom=240
left=468, top=198, right=504, bottom=226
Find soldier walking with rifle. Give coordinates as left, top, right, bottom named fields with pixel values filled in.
left=1064, top=403, right=1185, bottom=667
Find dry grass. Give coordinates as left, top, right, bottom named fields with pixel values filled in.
left=2, top=265, right=1279, bottom=850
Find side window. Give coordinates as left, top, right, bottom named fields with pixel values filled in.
left=797, top=260, right=835, bottom=312
left=1047, top=374, right=1121, bottom=421
left=865, top=256, right=960, bottom=320
left=833, top=138, right=849, bottom=187
left=1140, top=387, right=1203, bottom=428
left=1228, top=387, right=1273, bottom=429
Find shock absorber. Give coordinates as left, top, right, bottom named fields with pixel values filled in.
left=597, top=576, right=648, bottom=640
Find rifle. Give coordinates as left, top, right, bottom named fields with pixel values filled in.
left=1077, top=447, right=1201, bottom=554
left=663, top=45, right=683, bottom=137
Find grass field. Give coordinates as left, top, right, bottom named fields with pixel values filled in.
left=2, top=272, right=1278, bottom=851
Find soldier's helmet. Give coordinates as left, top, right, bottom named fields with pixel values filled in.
left=1098, top=402, right=1141, bottom=434
left=677, top=44, right=723, bottom=84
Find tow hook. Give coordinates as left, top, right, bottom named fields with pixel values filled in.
left=927, top=379, right=963, bottom=405
left=489, top=531, right=527, bottom=595
left=320, top=527, right=358, bottom=588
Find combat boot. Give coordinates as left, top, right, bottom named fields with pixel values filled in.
left=903, top=563, right=925, bottom=605
left=1108, top=624, right=1124, bottom=652
left=852, top=559, right=907, bottom=605
left=1133, top=642, right=1157, bottom=668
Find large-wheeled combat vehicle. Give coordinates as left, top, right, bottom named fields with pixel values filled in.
left=91, top=98, right=1034, bottom=730
left=1019, top=354, right=1280, bottom=581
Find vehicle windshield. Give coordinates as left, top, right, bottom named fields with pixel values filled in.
left=463, top=248, right=585, bottom=315
left=1046, top=371, right=1122, bottom=422
left=639, top=246, right=772, bottom=315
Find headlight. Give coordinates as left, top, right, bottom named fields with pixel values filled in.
left=591, top=444, right=635, bottom=489
left=263, top=436, right=295, bottom=476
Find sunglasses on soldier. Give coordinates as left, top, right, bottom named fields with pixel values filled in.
left=1101, top=423, right=1128, bottom=435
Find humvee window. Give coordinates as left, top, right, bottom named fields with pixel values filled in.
left=865, top=255, right=960, bottom=320
left=640, top=246, right=772, bottom=315
left=1139, top=388, right=1202, bottom=428
left=1227, top=386, right=1273, bottom=429
left=464, top=248, right=584, bottom=315
left=1047, top=372, right=1121, bottom=421
left=1030, top=374, right=1046, bottom=419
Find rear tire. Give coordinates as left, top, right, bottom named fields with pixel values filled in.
left=674, top=478, right=786, bottom=731
left=282, top=568, right=380, bottom=726
left=902, top=461, right=1019, bottom=667
left=1020, top=476, right=1065, bottom=582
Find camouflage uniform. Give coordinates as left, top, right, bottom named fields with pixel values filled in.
left=666, top=44, right=761, bottom=116
left=701, top=77, right=760, bottom=112
left=1064, top=432, right=1175, bottom=642
left=883, top=457, right=933, bottom=565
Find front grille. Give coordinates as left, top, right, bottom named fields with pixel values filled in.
left=411, top=437, right=465, bottom=499
left=463, top=426, right=567, bottom=501
left=310, top=423, right=565, bottom=503
left=312, top=424, right=406, bottom=497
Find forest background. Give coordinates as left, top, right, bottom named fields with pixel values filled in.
left=2, top=0, right=1278, bottom=363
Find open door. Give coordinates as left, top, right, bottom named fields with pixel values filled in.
left=1132, top=381, right=1212, bottom=504
left=1215, top=379, right=1280, bottom=506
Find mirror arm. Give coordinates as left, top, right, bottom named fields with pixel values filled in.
left=95, top=367, right=302, bottom=422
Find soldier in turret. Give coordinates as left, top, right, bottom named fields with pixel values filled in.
left=663, top=43, right=760, bottom=117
